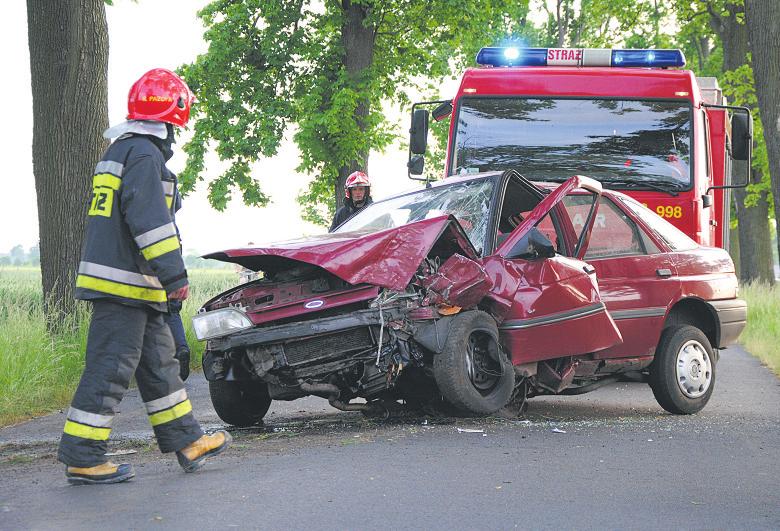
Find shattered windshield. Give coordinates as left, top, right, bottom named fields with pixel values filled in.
left=452, top=98, right=692, bottom=191
left=335, top=178, right=496, bottom=254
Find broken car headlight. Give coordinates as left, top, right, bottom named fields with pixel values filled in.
left=192, top=308, right=253, bottom=340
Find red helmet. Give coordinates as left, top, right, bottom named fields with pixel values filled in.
left=344, top=171, right=370, bottom=198
left=127, top=68, right=194, bottom=127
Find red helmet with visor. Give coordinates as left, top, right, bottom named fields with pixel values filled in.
left=344, top=171, right=370, bottom=198
left=127, top=68, right=194, bottom=127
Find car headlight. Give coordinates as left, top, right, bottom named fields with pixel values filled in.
left=192, top=308, right=253, bottom=340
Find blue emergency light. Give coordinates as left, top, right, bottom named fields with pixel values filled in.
left=476, top=47, right=686, bottom=68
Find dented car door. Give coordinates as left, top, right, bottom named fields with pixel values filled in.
left=486, top=175, right=623, bottom=364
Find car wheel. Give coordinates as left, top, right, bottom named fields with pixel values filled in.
left=433, top=310, right=514, bottom=415
left=650, top=325, right=716, bottom=415
left=209, top=380, right=272, bottom=427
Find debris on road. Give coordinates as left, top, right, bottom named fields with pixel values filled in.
left=551, top=428, right=567, bottom=434
left=457, top=428, right=484, bottom=433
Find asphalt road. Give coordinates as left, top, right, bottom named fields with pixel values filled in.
left=1, top=345, right=778, bottom=530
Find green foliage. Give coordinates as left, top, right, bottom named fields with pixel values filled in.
left=0, top=268, right=236, bottom=426
left=721, top=62, right=771, bottom=208
left=180, top=0, right=531, bottom=223
left=537, top=0, right=673, bottom=49
left=672, top=0, right=772, bottom=214
left=673, top=0, right=724, bottom=75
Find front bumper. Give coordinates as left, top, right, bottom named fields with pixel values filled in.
left=203, top=307, right=406, bottom=382
left=710, top=298, right=747, bottom=348
left=207, top=307, right=402, bottom=352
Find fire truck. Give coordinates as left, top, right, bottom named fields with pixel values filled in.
left=407, top=47, right=753, bottom=249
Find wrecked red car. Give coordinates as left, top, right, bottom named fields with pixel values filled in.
left=193, top=170, right=746, bottom=425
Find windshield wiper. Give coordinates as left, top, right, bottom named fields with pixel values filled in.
left=601, top=179, right=681, bottom=197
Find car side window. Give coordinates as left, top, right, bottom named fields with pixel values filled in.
left=564, top=196, right=647, bottom=260
left=535, top=211, right=563, bottom=254
left=620, top=196, right=697, bottom=251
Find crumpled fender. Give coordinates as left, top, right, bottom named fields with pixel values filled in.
left=418, top=254, right=492, bottom=308
left=478, top=255, right=524, bottom=321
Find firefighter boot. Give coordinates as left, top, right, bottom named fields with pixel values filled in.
left=176, top=430, right=232, bottom=473
left=65, top=461, right=135, bottom=485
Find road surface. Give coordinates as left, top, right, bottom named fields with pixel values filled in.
left=1, top=345, right=778, bottom=530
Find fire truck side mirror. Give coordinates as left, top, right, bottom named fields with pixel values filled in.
left=408, top=154, right=425, bottom=175
left=410, top=109, right=430, bottom=155
left=431, top=101, right=453, bottom=121
left=731, top=111, right=752, bottom=161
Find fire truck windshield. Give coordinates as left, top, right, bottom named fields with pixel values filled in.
left=452, top=98, right=692, bottom=192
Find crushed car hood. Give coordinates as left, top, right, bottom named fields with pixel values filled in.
left=204, top=215, right=479, bottom=292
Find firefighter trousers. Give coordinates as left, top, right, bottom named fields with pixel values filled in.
left=58, top=300, right=203, bottom=467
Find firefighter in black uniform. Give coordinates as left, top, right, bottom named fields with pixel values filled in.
left=59, top=68, right=231, bottom=485
left=329, top=171, right=373, bottom=231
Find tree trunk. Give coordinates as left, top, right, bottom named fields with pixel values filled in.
left=27, top=0, right=109, bottom=326
left=729, top=224, right=740, bottom=278
left=708, top=1, right=774, bottom=283
left=556, top=0, right=566, bottom=47
left=733, top=167, right=774, bottom=282
left=335, top=0, right=375, bottom=209
left=745, top=0, right=780, bottom=276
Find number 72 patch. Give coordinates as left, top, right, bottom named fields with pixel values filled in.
left=88, top=173, right=121, bottom=217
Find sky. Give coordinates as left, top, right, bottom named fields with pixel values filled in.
left=1, top=1, right=455, bottom=256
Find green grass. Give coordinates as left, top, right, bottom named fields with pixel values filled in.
left=1, top=268, right=778, bottom=427
left=739, top=282, right=780, bottom=376
left=0, top=267, right=236, bottom=427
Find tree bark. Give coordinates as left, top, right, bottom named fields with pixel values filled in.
left=27, top=0, right=109, bottom=326
left=708, top=1, right=774, bottom=283
left=556, top=0, right=567, bottom=47
left=745, top=0, right=780, bottom=277
left=335, top=0, right=375, bottom=209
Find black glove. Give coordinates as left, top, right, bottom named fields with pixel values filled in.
left=175, top=346, right=190, bottom=382
left=168, top=299, right=183, bottom=314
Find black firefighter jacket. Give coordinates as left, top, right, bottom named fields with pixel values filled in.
left=329, top=196, right=373, bottom=232
left=75, top=133, right=187, bottom=312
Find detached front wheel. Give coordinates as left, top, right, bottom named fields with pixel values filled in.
left=433, top=310, right=514, bottom=415
left=209, top=380, right=272, bottom=427
left=650, top=325, right=716, bottom=415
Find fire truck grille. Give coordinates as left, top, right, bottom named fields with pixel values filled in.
left=283, top=327, right=373, bottom=366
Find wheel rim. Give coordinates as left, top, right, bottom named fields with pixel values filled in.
left=675, top=339, right=712, bottom=398
left=464, top=330, right=503, bottom=396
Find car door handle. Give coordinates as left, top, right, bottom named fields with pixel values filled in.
left=583, top=265, right=596, bottom=274
left=656, top=268, right=672, bottom=278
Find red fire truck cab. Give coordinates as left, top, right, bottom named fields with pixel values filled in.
left=408, top=47, right=753, bottom=249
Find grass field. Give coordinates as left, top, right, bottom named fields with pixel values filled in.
left=0, top=267, right=236, bottom=426
left=0, top=268, right=778, bottom=427
left=737, top=282, right=780, bottom=375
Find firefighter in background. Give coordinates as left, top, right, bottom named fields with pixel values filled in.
left=59, top=69, right=231, bottom=485
left=329, top=171, right=373, bottom=231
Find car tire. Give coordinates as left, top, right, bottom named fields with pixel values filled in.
left=209, top=380, right=272, bottom=427
left=433, top=310, right=514, bottom=415
left=650, top=325, right=716, bottom=415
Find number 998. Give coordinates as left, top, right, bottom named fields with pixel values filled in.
left=656, top=205, right=682, bottom=219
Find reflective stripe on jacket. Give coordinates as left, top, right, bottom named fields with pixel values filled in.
left=75, top=134, right=187, bottom=311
